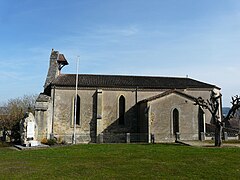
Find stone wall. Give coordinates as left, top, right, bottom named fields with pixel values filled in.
left=51, top=88, right=96, bottom=143
left=185, top=88, right=222, bottom=124
left=35, top=87, right=220, bottom=143
left=35, top=94, right=52, bottom=141
left=148, top=93, right=199, bottom=142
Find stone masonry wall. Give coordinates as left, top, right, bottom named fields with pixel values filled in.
left=148, top=93, right=199, bottom=142
left=38, top=87, right=218, bottom=143
left=52, top=88, right=96, bottom=143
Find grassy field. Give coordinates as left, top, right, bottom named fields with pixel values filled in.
left=0, top=143, right=240, bottom=179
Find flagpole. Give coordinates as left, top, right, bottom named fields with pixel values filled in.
left=73, top=56, right=80, bottom=144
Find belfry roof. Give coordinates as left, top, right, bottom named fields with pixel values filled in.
left=57, top=54, right=69, bottom=65
left=51, top=74, right=220, bottom=90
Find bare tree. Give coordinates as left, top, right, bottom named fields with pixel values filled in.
left=195, top=92, right=240, bottom=147
left=0, top=94, right=37, bottom=142
left=223, top=95, right=240, bottom=122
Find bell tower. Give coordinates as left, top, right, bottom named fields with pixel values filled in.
left=44, top=49, right=69, bottom=90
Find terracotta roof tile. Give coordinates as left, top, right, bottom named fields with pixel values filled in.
left=51, top=74, right=220, bottom=90
left=36, top=93, right=51, bottom=102
left=57, top=54, right=68, bottom=65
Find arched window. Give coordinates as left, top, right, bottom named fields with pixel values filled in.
left=119, top=95, right=125, bottom=125
left=173, top=108, right=179, bottom=134
left=198, top=107, right=205, bottom=135
left=74, top=95, right=80, bottom=125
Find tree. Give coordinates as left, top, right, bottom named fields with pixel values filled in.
left=0, top=94, right=37, bottom=142
left=223, top=95, right=240, bottom=122
left=195, top=91, right=240, bottom=147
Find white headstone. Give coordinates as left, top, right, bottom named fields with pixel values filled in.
left=27, top=121, right=35, bottom=139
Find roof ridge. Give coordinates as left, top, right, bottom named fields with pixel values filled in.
left=59, top=73, right=191, bottom=79
left=51, top=73, right=220, bottom=90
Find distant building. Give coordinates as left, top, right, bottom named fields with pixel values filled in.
left=35, top=50, right=222, bottom=143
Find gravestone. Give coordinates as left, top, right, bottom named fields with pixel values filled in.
left=27, top=121, right=35, bottom=139
left=20, top=112, right=39, bottom=147
left=126, top=133, right=130, bottom=143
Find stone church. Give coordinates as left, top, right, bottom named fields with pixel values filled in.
left=35, top=50, right=222, bottom=143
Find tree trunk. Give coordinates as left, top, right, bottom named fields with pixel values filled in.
left=214, top=122, right=222, bottom=147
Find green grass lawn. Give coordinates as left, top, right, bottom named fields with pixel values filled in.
left=0, top=144, right=239, bottom=179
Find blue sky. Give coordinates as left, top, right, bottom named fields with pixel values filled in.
left=0, top=0, right=240, bottom=106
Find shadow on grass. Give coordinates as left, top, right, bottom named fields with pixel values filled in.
left=138, top=142, right=188, bottom=147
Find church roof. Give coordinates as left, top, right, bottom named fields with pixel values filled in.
left=57, top=54, right=69, bottom=65
left=36, top=93, right=51, bottom=102
left=140, top=90, right=197, bottom=103
left=51, top=74, right=220, bottom=90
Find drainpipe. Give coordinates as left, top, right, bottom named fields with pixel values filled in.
left=135, top=87, right=138, bottom=132
left=135, top=87, right=138, bottom=104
